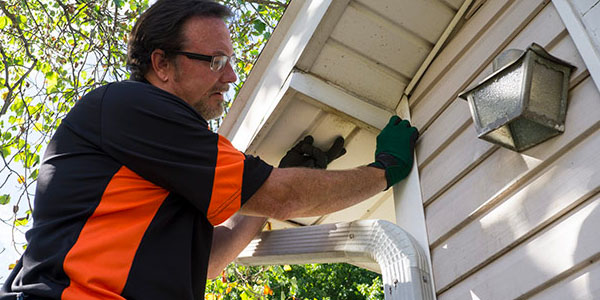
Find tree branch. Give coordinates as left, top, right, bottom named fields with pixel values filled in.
left=243, top=0, right=288, bottom=9
left=0, top=1, right=36, bottom=59
left=0, top=46, right=37, bottom=116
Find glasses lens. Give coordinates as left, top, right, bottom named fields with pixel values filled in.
left=211, top=56, right=227, bottom=72
left=210, top=55, right=236, bottom=72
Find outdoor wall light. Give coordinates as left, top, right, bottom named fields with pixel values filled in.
left=459, top=43, right=576, bottom=152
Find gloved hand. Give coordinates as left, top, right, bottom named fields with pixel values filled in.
left=369, top=116, right=419, bottom=190
left=278, top=135, right=346, bottom=169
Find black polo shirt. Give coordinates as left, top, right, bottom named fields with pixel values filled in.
left=0, top=80, right=272, bottom=300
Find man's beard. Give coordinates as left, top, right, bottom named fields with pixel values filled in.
left=173, top=62, right=227, bottom=120
left=194, top=98, right=224, bottom=121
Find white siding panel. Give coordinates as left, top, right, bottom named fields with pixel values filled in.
left=415, top=99, right=471, bottom=168
left=432, top=126, right=600, bottom=292
left=419, top=30, right=588, bottom=205
left=440, top=0, right=465, bottom=10
left=310, top=41, right=407, bottom=109
left=407, top=0, right=600, bottom=296
left=530, top=260, right=600, bottom=300
left=437, top=193, right=600, bottom=300
left=419, top=123, right=495, bottom=204
left=571, top=0, right=599, bottom=12
left=581, top=2, right=600, bottom=50
left=425, top=52, right=594, bottom=247
left=354, top=0, right=456, bottom=43
left=331, top=3, right=431, bottom=79
left=411, top=0, right=548, bottom=132
left=410, top=0, right=512, bottom=107
left=416, top=3, right=568, bottom=168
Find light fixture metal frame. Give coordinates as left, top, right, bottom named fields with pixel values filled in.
left=459, top=43, right=576, bottom=152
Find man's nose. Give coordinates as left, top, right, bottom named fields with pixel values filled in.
left=220, top=62, right=237, bottom=83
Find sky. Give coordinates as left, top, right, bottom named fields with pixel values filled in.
left=0, top=0, right=252, bottom=284
left=0, top=164, right=31, bottom=284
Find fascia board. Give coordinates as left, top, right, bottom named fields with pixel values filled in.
left=552, top=0, right=600, bottom=91
left=219, top=0, right=333, bottom=151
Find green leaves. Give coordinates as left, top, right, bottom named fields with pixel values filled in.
left=0, top=194, right=10, bottom=205
left=253, top=20, right=266, bottom=34
left=45, top=71, right=59, bottom=91
left=0, top=0, right=151, bottom=211
left=15, top=216, right=29, bottom=226
left=0, top=145, right=10, bottom=157
left=0, top=16, right=11, bottom=29
left=112, top=0, right=125, bottom=8
left=14, top=210, right=32, bottom=227
left=205, top=263, right=382, bottom=299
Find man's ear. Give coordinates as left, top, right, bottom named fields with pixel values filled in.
left=150, top=49, right=170, bottom=82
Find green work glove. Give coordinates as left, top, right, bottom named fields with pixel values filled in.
left=369, top=116, right=419, bottom=190
left=278, top=136, right=346, bottom=169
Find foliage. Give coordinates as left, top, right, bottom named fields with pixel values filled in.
left=0, top=0, right=152, bottom=243
left=0, top=0, right=286, bottom=247
left=205, top=263, right=383, bottom=300
left=209, top=0, right=288, bottom=129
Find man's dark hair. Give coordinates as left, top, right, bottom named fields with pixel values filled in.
left=127, top=0, right=232, bottom=81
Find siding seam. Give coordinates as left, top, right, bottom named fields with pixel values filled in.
left=428, top=74, right=594, bottom=248
left=434, top=124, right=600, bottom=294
left=437, top=186, right=600, bottom=295
left=515, top=243, right=600, bottom=299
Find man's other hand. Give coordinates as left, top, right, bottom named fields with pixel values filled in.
left=278, top=136, right=346, bottom=169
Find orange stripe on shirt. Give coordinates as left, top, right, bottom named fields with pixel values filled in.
left=207, top=135, right=245, bottom=225
left=61, top=166, right=169, bottom=300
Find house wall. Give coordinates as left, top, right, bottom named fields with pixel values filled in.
left=409, top=0, right=600, bottom=298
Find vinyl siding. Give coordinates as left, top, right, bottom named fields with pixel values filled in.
left=411, top=0, right=600, bottom=298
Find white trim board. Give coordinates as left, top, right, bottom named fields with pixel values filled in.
left=288, top=71, right=394, bottom=130
left=553, top=0, right=600, bottom=90
left=219, top=0, right=334, bottom=151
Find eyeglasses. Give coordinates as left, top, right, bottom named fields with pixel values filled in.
left=173, top=51, right=236, bottom=72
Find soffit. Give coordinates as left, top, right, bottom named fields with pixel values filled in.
left=221, top=0, right=469, bottom=230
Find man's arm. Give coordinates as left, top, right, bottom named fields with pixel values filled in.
left=241, top=116, right=418, bottom=220
left=207, top=213, right=267, bottom=278
left=207, top=136, right=349, bottom=278
left=207, top=166, right=385, bottom=278
left=207, top=116, right=417, bottom=276
left=240, top=166, right=387, bottom=220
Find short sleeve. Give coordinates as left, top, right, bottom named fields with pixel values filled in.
left=206, top=136, right=273, bottom=225
left=87, top=81, right=272, bottom=224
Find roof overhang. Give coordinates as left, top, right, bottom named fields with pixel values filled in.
left=220, top=0, right=472, bottom=231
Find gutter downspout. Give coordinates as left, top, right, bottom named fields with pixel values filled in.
left=236, top=219, right=435, bottom=300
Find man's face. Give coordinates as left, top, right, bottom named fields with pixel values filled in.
left=168, top=17, right=237, bottom=120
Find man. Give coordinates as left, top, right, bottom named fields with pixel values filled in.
left=0, top=0, right=418, bottom=299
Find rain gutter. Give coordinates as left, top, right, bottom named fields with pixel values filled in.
left=237, top=220, right=435, bottom=300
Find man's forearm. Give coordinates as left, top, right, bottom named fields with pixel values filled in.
left=207, top=213, right=267, bottom=278
left=241, top=166, right=387, bottom=220
left=207, top=166, right=386, bottom=276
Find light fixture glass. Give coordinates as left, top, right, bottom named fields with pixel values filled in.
left=459, top=43, right=576, bottom=152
